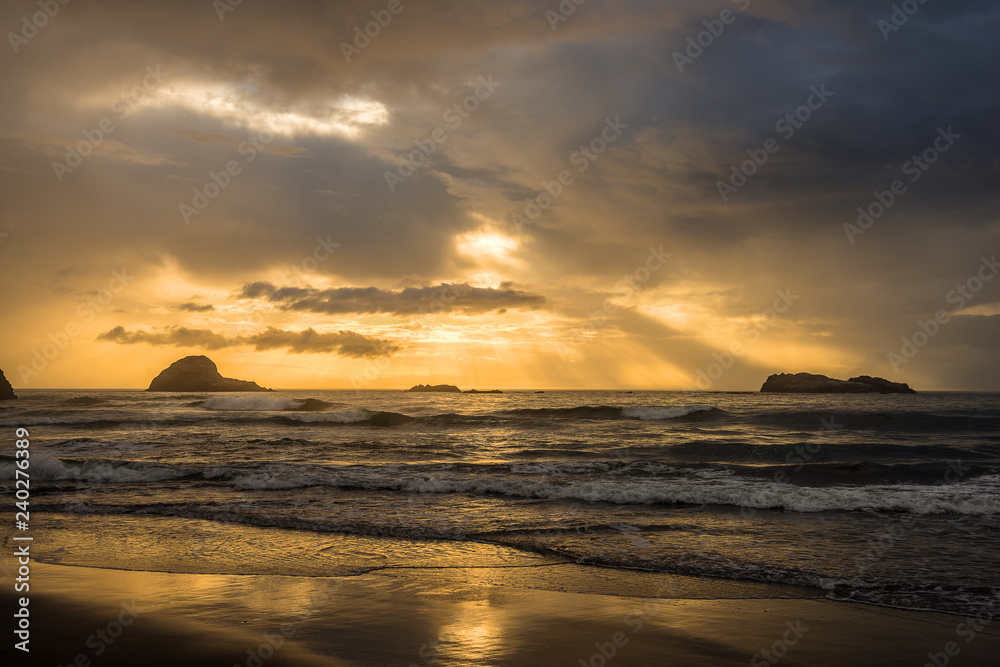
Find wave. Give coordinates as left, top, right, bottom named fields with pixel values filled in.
left=15, top=454, right=995, bottom=514
left=746, top=409, right=1000, bottom=432
left=224, top=471, right=996, bottom=514
left=0, top=409, right=412, bottom=428
left=0, top=417, right=116, bottom=426
left=61, top=396, right=107, bottom=407
left=498, top=405, right=722, bottom=421
left=199, top=396, right=338, bottom=411
left=276, top=410, right=379, bottom=424
left=621, top=405, right=716, bottom=420
left=8, top=402, right=997, bottom=437
left=0, top=456, right=191, bottom=483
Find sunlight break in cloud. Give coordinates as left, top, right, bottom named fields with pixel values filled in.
left=455, top=229, right=519, bottom=262
left=138, top=81, right=389, bottom=137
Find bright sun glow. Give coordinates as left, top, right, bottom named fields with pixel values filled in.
left=455, top=230, right=518, bottom=261
left=135, top=81, right=389, bottom=137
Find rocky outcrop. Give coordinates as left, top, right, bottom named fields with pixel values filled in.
left=147, top=356, right=272, bottom=392
left=407, top=384, right=462, bottom=393
left=464, top=389, right=503, bottom=394
left=760, top=372, right=916, bottom=394
left=0, top=369, right=16, bottom=400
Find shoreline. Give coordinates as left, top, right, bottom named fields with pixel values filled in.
left=4, top=561, right=999, bottom=666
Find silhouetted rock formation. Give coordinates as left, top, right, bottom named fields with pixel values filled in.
left=0, top=369, right=16, bottom=400
left=464, top=389, right=503, bottom=394
left=147, top=356, right=272, bottom=392
left=407, top=384, right=462, bottom=392
left=760, top=373, right=916, bottom=394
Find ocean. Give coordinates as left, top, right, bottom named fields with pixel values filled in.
left=3, top=389, right=999, bottom=618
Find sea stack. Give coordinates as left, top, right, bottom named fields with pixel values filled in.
left=0, top=368, right=17, bottom=400
left=760, top=372, right=916, bottom=394
left=407, top=384, right=462, bottom=392
left=147, top=356, right=272, bottom=392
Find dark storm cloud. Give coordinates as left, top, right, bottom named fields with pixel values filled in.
left=97, top=326, right=400, bottom=358
left=237, top=282, right=547, bottom=315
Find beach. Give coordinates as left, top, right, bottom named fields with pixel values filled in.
left=4, top=556, right=1000, bottom=666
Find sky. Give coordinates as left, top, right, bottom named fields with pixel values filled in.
left=1, top=0, right=998, bottom=391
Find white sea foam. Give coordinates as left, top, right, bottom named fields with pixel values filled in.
left=0, top=456, right=185, bottom=483
left=622, top=405, right=716, bottom=420
left=222, top=467, right=1000, bottom=515
left=280, top=410, right=373, bottom=423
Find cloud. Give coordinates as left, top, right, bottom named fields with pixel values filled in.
left=237, top=282, right=547, bottom=315
left=176, top=302, right=215, bottom=312
left=98, top=326, right=230, bottom=349
left=97, top=326, right=400, bottom=358
left=245, top=328, right=401, bottom=357
left=165, top=127, right=309, bottom=157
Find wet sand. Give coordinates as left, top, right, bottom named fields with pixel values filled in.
left=3, top=560, right=999, bottom=666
